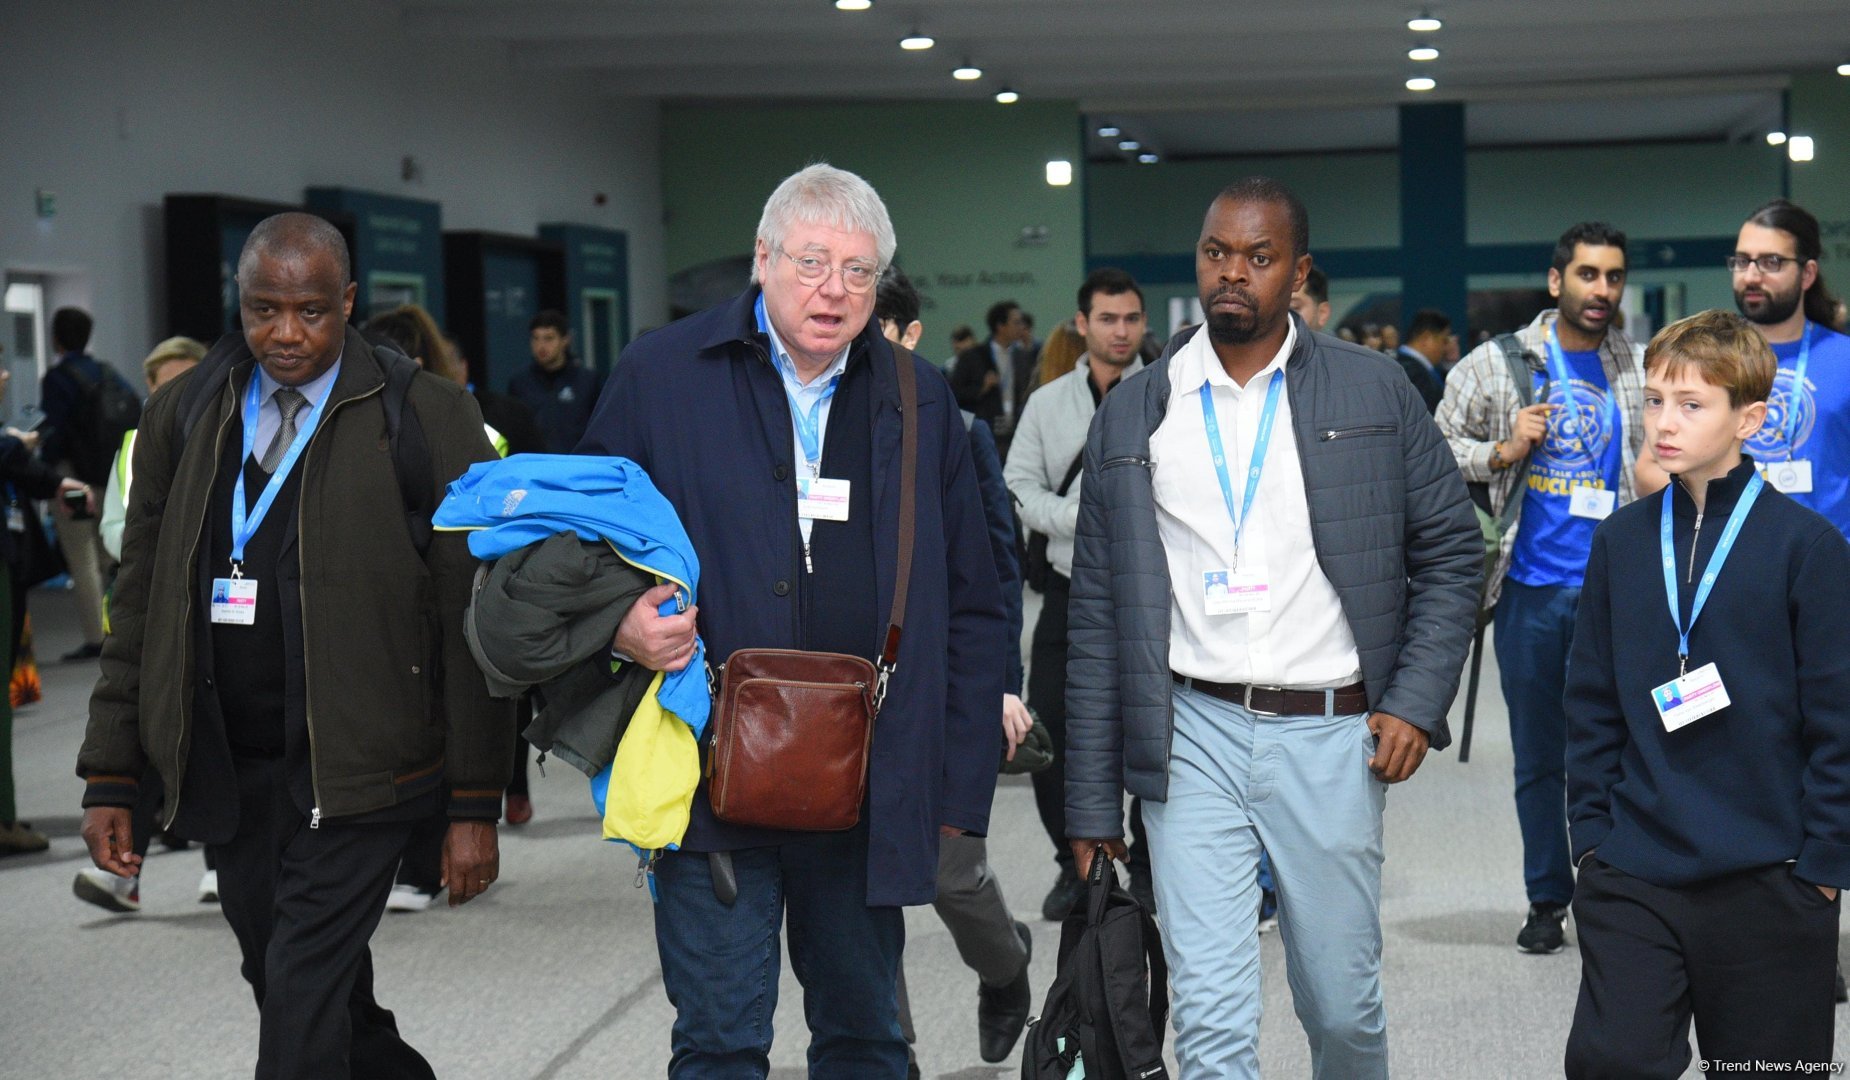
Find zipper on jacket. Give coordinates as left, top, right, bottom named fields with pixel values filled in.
left=1319, top=424, right=1397, bottom=441
left=164, top=389, right=243, bottom=832
left=1688, top=506, right=1704, bottom=586
left=298, top=380, right=386, bottom=828
left=1100, top=455, right=1151, bottom=469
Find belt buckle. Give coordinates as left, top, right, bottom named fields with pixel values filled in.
left=1241, top=683, right=1282, bottom=718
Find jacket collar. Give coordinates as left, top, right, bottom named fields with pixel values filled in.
left=228, top=325, right=386, bottom=406
left=1671, top=457, right=1760, bottom=520
left=1514, top=308, right=1638, bottom=377
left=700, top=286, right=885, bottom=389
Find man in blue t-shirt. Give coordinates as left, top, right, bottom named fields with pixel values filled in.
left=1436, top=222, right=1647, bottom=955
left=1730, top=199, right=1850, bottom=533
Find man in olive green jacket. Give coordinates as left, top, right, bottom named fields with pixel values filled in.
left=75, top=213, right=510, bottom=1080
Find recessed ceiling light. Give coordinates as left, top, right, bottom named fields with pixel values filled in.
left=1408, top=46, right=1439, bottom=61
left=1767, top=131, right=1788, bottom=146
left=899, top=33, right=934, bottom=50
left=1408, top=12, right=1442, bottom=32
left=1406, top=76, right=1437, bottom=91
left=1118, top=139, right=1140, bottom=151
left=995, top=88, right=1020, bottom=104
left=953, top=64, right=982, bottom=80
left=834, top=0, right=870, bottom=10
left=1096, top=125, right=1121, bottom=138
left=1789, top=135, right=1816, bottom=162
left=1839, top=62, right=1850, bottom=76
left=1046, top=160, right=1073, bottom=187
left=1138, top=153, right=1160, bottom=164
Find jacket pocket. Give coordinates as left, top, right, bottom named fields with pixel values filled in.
left=1101, top=455, right=1152, bottom=470
left=1318, top=424, right=1397, bottom=442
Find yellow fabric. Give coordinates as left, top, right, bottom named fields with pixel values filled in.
left=485, top=422, right=509, bottom=459
left=116, top=430, right=137, bottom=502
left=602, top=670, right=698, bottom=849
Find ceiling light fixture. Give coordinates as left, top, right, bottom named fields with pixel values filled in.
left=834, top=0, right=870, bottom=10
left=1767, top=131, right=1788, bottom=146
left=1406, top=76, right=1437, bottom=92
left=953, top=63, right=982, bottom=80
left=1118, top=139, right=1140, bottom=151
left=1046, top=160, right=1073, bottom=187
left=1408, top=46, right=1439, bottom=61
left=1096, top=125, right=1121, bottom=138
left=1138, top=153, right=1160, bottom=164
left=1838, top=62, right=1850, bottom=76
left=1789, top=135, right=1816, bottom=162
left=1408, top=12, right=1442, bottom=32
left=995, top=88, right=1020, bottom=104
left=899, top=32, right=934, bottom=50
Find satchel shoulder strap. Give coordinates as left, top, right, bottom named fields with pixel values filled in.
left=875, top=342, right=919, bottom=711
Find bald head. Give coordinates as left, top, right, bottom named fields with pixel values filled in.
left=237, top=212, right=351, bottom=288
left=237, top=212, right=357, bottom=386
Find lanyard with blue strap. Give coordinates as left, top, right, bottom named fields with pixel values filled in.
left=1542, top=324, right=1618, bottom=482
left=229, top=373, right=327, bottom=577
left=1660, top=471, right=1762, bottom=677
left=1776, top=321, right=1813, bottom=459
left=1199, top=369, right=1285, bottom=569
left=756, top=295, right=841, bottom=476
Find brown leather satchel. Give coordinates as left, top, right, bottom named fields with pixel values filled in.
left=705, top=342, right=920, bottom=832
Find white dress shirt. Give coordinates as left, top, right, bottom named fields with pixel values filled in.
left=1151, top=323, right=1361, bottom=687
left=760, top=304, right=851, bottom=544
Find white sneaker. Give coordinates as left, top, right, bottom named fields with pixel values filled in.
left=198, top=869, right=219, bottom=903
left=73, top=867, right=141, bottom=913
left=385, top=883, right=437, bottom=913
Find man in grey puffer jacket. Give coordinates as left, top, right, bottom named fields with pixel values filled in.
left=1066, top=178, right=1480, bottom=1079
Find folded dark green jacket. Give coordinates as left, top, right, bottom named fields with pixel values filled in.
left=464, top=530, right=655, bottom=777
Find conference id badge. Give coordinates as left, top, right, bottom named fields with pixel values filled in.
left=1203, top=569, right=1270, bottom=615
left=1650, top=662, right=1731, bottom=732
left=1569, top=484, right=1616, bottom=520
left=1768, top=459, right=1814, bottom=494
left=796, top=477, right=851, bottom=521
left=5, top=506, right=23, bottom=533
left=209, top=577, right=258, bottom=626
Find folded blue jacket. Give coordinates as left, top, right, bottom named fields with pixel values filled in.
left=434, top=453, right=710, bottom=737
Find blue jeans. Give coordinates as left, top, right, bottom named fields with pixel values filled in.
left=1144, top=684, right=1387, bottom=1080
left=651, top=826, right=908, bottom=1079
left=1494, top=578, right=1580, bottom=906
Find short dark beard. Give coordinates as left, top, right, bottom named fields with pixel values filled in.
left=1202, top=285, right=1266, bottom=345
left=1735, top=283, right=1802, bottom=326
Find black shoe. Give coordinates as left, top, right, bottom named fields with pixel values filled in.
left=1836, top=963, right=1847, bottom=1005
left=1517, top=902, right=1568, bottom=954
left=61, top=642, right=103, bottom=662
left=1041, top=869, right=1084, bottom=922
left=977, top=920, right=1033, bottom=1063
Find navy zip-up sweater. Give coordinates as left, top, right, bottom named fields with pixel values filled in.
left=1566, top=458, right=1850, bottom=889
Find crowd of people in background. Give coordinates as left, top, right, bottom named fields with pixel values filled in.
left=0, top=166, right=1844, bottom=1079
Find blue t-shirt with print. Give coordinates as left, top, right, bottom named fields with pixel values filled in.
left=1507, top=347, right=1624, bottom=588
left=1745, top=322, right=1850, bottom=538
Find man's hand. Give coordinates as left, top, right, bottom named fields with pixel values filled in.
left=81, top=806, right=141, bottom=878
left=1820, top=885, right=1839, bottom=902
left=1502, top=403, right=1554, bottom=460
left=440, top=820, right=499, bottom=907
left=57, top=478, right=93, bottom=517
left=940, top=825, right=967, bottom=837
left=7, top=427, right=40, bottom=451
left=1366, top=712, right=1430, bottom=783
left=1069, top=838, right=1127, bottom=882
left=613, top=583, right=699, bottom=672
left=982, top=370, right=1000, bottom=393
left=1001, top=693, right=1032, bottom=761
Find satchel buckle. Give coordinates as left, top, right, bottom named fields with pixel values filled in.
left=872, top=662, right=894, bottom=716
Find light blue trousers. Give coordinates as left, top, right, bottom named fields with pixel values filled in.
left=1144, top=684, right=1388, bottom=1079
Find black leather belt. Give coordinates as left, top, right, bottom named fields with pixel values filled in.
left=1172, top=673, right=1368, bottom=717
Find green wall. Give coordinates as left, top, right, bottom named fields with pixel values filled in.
left=662, top=101, right=1085, bottom=354
left=1790, top=72, right=1850, bottom=295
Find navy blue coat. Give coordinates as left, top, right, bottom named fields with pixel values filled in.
left=579, top=289, right=1007, bottom=906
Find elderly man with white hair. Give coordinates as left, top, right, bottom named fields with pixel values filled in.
left=578, top=164, right=1007, bottom=1076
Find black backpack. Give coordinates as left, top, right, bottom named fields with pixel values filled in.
left=62, top=360, right=142, bottom=485
left=1022, top=850, right=1171, bottom=1080
left=171, top=332, right=434, bottom=557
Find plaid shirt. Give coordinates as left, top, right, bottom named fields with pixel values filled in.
left=1435, top=309, right=1646, bottom=606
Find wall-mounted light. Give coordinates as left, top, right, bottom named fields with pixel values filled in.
left=995, top=88, right=1019, bottom=104
left=1408, top=46, right=1439, bottom=61
left=1406, top=76, right=1437, bottom=92
left=900, top=32, right=934, bottom=50
left=953, top=63, right=982, bottom=81
left=1789, top=135, right=1815, bottom=162
left=834, top=0, right=870, bottom=10
left=1408, top=12, right=1442, bottom=32
left=1096, top=125, right=1121, bottom=138
left=1045, top=160, right=1073, bottom=186
left=1767, top=131, right=1788, bottom=146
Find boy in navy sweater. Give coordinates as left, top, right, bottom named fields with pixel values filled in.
left=1564, top=309, right=1850, bottom=1076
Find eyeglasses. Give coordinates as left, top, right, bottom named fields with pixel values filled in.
left=1726, top=253, right=1804, bottom=274
left=776, top=249, right=882, bottom=293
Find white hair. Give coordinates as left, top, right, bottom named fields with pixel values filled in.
left=752, top=163, right=896, bottom=283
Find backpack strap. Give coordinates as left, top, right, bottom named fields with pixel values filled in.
left=374, top=344, right=436, bottom=560
left=1492, top=332, right=1541, bottom=531
left=171, top=333, right=247, bottom=466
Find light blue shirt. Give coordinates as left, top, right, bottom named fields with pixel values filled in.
left=250, top=355, right=342, bottom=463
left=755, top=298, right=850, bottom=544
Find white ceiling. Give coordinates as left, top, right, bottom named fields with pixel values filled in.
left=398, top=0, right=1849, bottom=155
